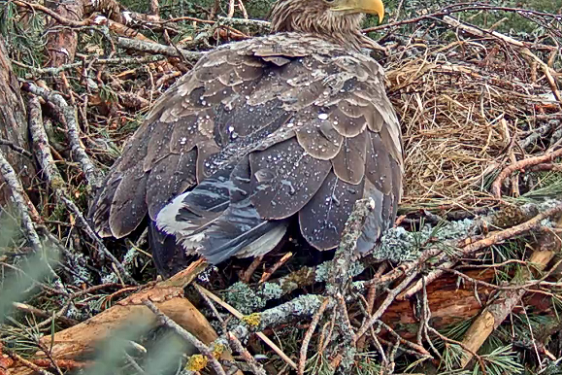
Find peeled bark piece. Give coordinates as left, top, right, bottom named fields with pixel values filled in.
left=27, top=261, right=235, bottom=365
left=381, top=269, right=497, bottom=333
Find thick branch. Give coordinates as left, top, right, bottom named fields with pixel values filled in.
left=115, top=37, right=201, bottom=62
left=0, top=149, right=41, bottom=252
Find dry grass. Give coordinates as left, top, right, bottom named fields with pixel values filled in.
left=385, top=38, right=560, bottom=212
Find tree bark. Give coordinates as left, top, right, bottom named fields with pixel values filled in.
left=0, top=36, right=35, bottom=206
left=45, top=0, right=85, bottom=68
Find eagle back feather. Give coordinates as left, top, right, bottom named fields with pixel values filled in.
left=88, top=32, right=403, bottom=269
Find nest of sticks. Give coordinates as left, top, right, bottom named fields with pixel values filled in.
left=1, top=1, right=562, bottom=375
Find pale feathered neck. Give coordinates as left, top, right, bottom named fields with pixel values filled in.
left=269, top=0, right=367, bottom=51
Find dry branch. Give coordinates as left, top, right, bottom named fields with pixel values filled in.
left=15, top=260, right=236, bottom=370
left=492, top=148, right=562, bottom=198
left=0, top=149, right=41, bottom=252
left=458, top=224, right=561, bottom=368
left=27, top=96, right=65, bottom=192
left=399, top=201, right=562, bottom=299
left=115, top=37, right=202, bottom=61
left=298, top=298, right=330, bottom=375
left=23, top=82, right=103, bottom=191
left=28, top=94, right=135, bottom=284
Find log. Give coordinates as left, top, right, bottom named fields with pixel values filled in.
left=6, top=260, right=239, bottom=375
left=382, top=269, right=496, bottom=336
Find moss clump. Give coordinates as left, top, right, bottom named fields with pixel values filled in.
left=186, top=354, right=207, bottom=371
left=283, top=266, right=315, bottom=292
left=492, top=204, right=539, bottom=228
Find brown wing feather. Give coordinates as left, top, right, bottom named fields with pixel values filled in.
left=331, top=130, right=367, bottom=185
left=299, top=171, right=365, bottom=250
left=108, top=164, right=148, bottom=237
left=146, top=150, right=198, bottom=218
left=365, top=131, right=393, bottom=194
left=249, top=138, right=332, bottom=220
left=295, top=119, right=343, bottom=160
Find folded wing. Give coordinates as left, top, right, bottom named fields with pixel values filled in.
left=88, top=34, right=403, bottom=271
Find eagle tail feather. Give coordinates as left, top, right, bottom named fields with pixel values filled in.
left=196, top=201, right=289, bottom=264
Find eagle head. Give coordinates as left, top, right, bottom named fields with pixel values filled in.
left=269, top=0, right=385, bottom=37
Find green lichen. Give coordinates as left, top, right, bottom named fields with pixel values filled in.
left=314, top=260, right=365, bottom=283
left=224, top=280, right=284, bottom=314
left=259, top=282, right=283, bottom=301
left=224, top=281, right=265, bottom=314
left=339, top=346, right=357, bottom=371
left=372, top=218, right=475, bottom=262
left=315, top=262, right=332, bottom=283
left=260, top=295, right=324, bottom=330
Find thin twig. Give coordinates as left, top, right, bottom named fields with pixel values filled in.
left=259, top=252, right=292, bottom=284
left=144, top=300, right=227, bottom=375
left=492, top=148, right=562, bottom=198
left=227, top=332, right=266, bottom=375
left=195, top=284, right=299, bottom=370
left=0, top=138, right=32, bottom=157
left=354, top=271, right=419, bottom=344
left=298, top=297, right=329, bottom=375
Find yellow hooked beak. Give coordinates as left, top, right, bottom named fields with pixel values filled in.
left=333, top=0, right=385, bottom=24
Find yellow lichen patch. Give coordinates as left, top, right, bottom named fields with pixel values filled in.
left=212, top=343, right=227, bottom=358
left=242, top=313, right=262, bottom=327
left=186, top=354, right=207, bottom=371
